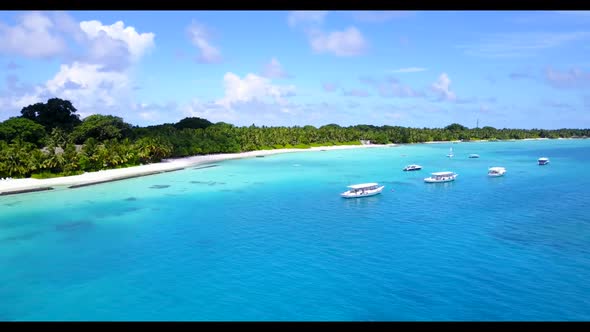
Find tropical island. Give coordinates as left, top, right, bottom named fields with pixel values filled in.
left=0, top=97, right=588, bottom=181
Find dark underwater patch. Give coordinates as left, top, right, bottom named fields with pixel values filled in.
left=0, top=187, right=53, bottom=196
left=124, top=197, right=137, bottom=201
left=193, top=164, right=219, bottom=170
left=55, top=220, right=94, bottom=232
left=191, top=180, right=225, bottom=185
left=2, top=231, right=43, bottom=243
left=150, top=185, right=171, bottom=189
left=492, top=220, right=590, bottom=255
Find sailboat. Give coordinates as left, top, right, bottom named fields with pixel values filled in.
left=446, top=147, right=454, bottom=158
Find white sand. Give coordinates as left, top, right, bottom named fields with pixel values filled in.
left=422, top=140, right=462, bottom=144
left=0, top=144, right=396, bottom=195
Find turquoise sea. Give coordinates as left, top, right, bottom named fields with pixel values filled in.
left=1, top=139, right=590, bottom=321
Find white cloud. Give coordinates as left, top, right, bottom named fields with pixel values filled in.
left=0, top=11, right=68, bottom=58
left=382, top=81, right=420, bottom=98
left=342, top=88, right=370, bottom=97
left=51, top=11, right=85, bottom=43
left=130, top=102, right=178, bottom=124
left=182, top=99, right=237, bottom=124
left=287, top=11, right=328, bottom=27
left=542, top=99, right=574, bottom=110
left=348, top=101, right=360, bottom=108
left=509, top=69, right=536, bottom=80
left=80, top=20, right=155, bottom=63
left=45, top=62, right=131, bottom=110
left=187, top=20, right=222, bottom=64
left=545, top=67, right=590, bottom=89
left=0, top=13, right=160, bottom=125
left=183, top=99, right=302, bottom=126
left=261, top=58, right=290, bottom=79
left=6, top=61, right=21, bottom=70
left=431, top=73, right=457, bottom=101
left=309, top=27, right=368, bottom=56
left=0, top=11, right=156, bottom=67
left=361, top=76, right=422, bottom=98
left=390, top=67, right=427, bottom=73
left=322, top=82, right=338, bottom=92
left=216, top=72, right=295, bottom=109
left=179, top=72, right=303, bottom=126
left=1, top=62, right=135, bottom=122
left=458, top=31, right=590, bottom=58
left=287, top=12, right=368, bottom=58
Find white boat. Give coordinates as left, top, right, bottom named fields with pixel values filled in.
left=488, top=167, right=506, bottom=177
left=538, top=157, right=550, bottom=165
left=424, top=171, right=458, bottom=183
left=403, top=164, right=422, bottom=171
left=469, top=154, right=480, bottom=158
left=447, top=147, right=454, bottom=158
left=340, top=183, right=385, bottom=198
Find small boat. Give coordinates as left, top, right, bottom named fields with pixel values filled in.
left=403, top=164, right=422, bottom=171
left=469, top=154, right=480, bottom=158
left=424, top=171, right=458, bottom=183
left=340, top=183, right=385, bottom=198
left=447, top=147, right=454, bottom=158
left=538, top=157, right=550, bottom=165
left=488, top=167, right=506, bottom=177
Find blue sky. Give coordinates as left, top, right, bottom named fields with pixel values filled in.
left=0, top=10, right=589, bottom=129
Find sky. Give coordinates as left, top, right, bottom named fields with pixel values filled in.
left=0, top=10, right=589, bottom=129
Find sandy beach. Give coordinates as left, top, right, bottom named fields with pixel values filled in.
left=0, top=144, right=396, bottom=196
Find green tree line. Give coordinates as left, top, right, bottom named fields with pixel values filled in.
left=1, top=98, right=589, bottom=179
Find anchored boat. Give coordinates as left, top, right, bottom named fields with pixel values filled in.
left=340, top=183, right=385, bottom=198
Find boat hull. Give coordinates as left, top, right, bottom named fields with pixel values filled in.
left=488, top=167, right=506, bottom=177
left=403, top=168, right=422, bottom=171
left=424, top=175, right=457, bottom=183
left=341, top=186, right=385, bottom=198
left=424, top=178, right=456, bottom=183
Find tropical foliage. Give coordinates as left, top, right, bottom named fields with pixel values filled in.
left=0, top=98, right=589, bottom=179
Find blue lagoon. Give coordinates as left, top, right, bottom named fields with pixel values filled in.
left=1, top=139, right=590, bottom=321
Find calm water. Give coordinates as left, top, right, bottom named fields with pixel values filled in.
left=1, top=139, right=590, bottom=321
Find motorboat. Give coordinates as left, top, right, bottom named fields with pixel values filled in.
left=403, top=164, right=422, bottom=171
left=538, top=157, right=550, bottom=165
left=469, top=154, right=480, bottom=158
left=340, top=183, right=385, bottom=198
left=488, top=167, right=506, bottom=177
left=447, top=147, right=454, bottom=158
left=424, top=171, right=458, bottom=183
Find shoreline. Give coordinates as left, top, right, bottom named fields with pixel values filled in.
left=0, top=144, right=395, bottom=196
left=0, top=137, right=583, bottom=196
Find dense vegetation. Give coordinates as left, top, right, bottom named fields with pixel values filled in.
left=0, top=98, right=588, bottom=179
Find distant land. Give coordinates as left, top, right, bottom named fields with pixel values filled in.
left=0, top=98, right=588, bottom=180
